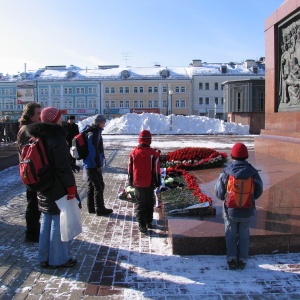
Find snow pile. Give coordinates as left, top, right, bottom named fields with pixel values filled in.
left=78, top=113, right=249, bottom=135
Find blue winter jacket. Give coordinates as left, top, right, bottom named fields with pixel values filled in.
left=82, top=125, right=105, bottom=169
left=214, top=160, right=263, bottom=221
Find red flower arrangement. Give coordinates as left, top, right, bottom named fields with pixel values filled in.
left=166, top=167, right=213, bottom=206
left=161, top=147, right=226, bottom=213
left=165, top=147, right=227, bottom=170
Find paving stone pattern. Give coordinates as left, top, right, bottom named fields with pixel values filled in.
left=0, top=145, right=300, bottom=299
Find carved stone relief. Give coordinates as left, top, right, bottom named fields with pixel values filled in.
left=278, top=11, right=300, bottom=111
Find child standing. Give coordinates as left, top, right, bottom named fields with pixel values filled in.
left=214, top=143, right=263, bottom=270
left=128, top=130, right=161, bottom=233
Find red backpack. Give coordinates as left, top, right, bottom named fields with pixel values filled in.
left=130, top=147, right=160, bottom=187
left=225, top=175, right=254, bottom=209
left=19, top=137, right=54, bottom=192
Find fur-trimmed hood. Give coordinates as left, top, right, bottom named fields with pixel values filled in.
left=26, top=122, right=66, bottom=139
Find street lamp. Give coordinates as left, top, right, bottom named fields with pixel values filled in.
left=214, top=103, right=217, bottom=119
left=166, top=85, right=169, bottom=116
left=168, top=89, right=173, bottom=131
left=106, top=103, right=110, bottom=120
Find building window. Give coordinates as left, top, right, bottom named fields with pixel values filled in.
left=148, top=100, right=152, bottom=107
left=163, top=100, right=167, bottom=107
left=125, top=101, right=130, bottom=108
left=238, top=92, right=241, bottom=111
left=119, top=87, right=124, bottom=94
left=139, top=100, right=144, bottom=108
left=260, top=92, right=264, bottom=111
left=162, top=86, right=167, bottom=93
left=139, top=87, right=144, bottom=93
left=199, top=97, right=203, bottom=105
left=154, top=100, right=158, bottom=107
left=175, top=86, right=180, bottom=93
left=52, top=100, right=61, bottom=108
left=39, top=100, right=48, bottom=108
left=111, top=87, right=115, bottom=94
left=64, top=98, right=73, bottom=109
left=5, top=89, right=13, bottom=96
left=87, top=97, right=96, bottom=108
left=214, top=82, right=218, bottom=90
left=148, top=87, right=153, bottom=93
left=205, top=83, right=209, bottom=90
left=154, top=87, right=158, bottom=93
left=88, top=87, right=97, bottom=94
left=119, top=100, right=124, bottom=108
left=76, top=97, right=85, bottom=108
left=76, top=87, right=84, bottom=94
left=40, top=88, right=48, bottom=95
left=4, top=98, right=13, bottom=109
left=175, top=100, right=180, bottom=107
left=134, top=101, right=138, bottom=108
left=180, top=86, right=186, bottom=93
left=111, top=101, right=116, bottom=108
left=51, top=87, right=60, bottom=95
left=64, top=87, right=72, bottom=94
left=105, top=87, right=109, bottom=93
left=180, top=100, right=186, bottom=108
left=215, top=97, right=218, bottom=105
left=134, top=87, right=138, bottom=93
left=125, top=87, right=130, bottom=94
left=205, top=97, right=209, bottom=105
left=199, top=83, right=203, bottom=90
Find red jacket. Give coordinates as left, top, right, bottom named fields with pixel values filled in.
left=128, top=145, right=161, bottom=188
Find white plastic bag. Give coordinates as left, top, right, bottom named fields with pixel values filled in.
left=82, top=167, right=88, bottom=182
left=56, top=195, right=82, bottom=242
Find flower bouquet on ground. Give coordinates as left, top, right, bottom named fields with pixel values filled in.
left=163, top=147, right=227, bottom=170
left=160, top=169, right=215, bottom=217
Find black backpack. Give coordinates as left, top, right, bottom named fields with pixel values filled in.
left=70, top=131, right=89, bottom=160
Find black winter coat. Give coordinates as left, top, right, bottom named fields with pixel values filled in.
left=26, top=123, right=76, bottom=214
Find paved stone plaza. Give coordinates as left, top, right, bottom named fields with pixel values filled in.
left=0, top=136, right=300, bottom=299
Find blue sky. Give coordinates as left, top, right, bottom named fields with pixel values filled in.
left=0, top=0, right=284, bottom=74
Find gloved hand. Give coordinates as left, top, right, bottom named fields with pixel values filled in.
left=97, top=167, right=102, bottom=173
left=67, top=186, right=76, bottom=200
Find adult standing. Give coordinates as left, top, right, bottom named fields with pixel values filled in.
left=17, top=102, right=42, bottom=243
left=26, top=107, right=78, bottom=268
left=82, top=114, right=113, bottom=216
left=64, top=115, right=79, bottom=165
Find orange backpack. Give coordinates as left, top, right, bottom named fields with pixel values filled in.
left=225, top=175, right=254, bottom=209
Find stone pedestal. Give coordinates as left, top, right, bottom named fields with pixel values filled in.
left=255, top=0, right=300, bottom=163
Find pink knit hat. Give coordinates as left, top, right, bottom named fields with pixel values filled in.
left=41, top=107, right=62, bottom=123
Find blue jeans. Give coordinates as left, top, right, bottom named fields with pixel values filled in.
left=39, top=213, right=69, bottom=266
left=224, top=212, right=250, bottom=262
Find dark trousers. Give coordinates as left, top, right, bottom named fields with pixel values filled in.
left=86, top=168, right=105, bottom=213
left=25, top=189, right=41, bottom=241
left=135, top=187, right=155, bottom=226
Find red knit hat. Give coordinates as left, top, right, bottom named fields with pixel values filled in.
left=41, top=107, right=62, bottom=123
left=231, top=142, right=248, bottom=160
left=138, top=130, right=152, bottom=145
